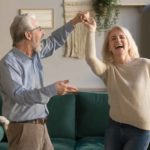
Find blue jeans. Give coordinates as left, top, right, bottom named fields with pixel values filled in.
left=105, top=119, right=150, bottom=150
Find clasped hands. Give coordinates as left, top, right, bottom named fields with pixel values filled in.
left=71, top=11, right=97, bottom=31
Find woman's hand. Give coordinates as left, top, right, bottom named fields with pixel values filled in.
left=83, top=17, right=97, bottom=32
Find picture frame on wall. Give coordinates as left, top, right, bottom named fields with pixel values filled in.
left=20, top=9, right=54, bottom=29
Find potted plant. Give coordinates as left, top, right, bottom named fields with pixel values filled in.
left=92, top=0, right=120, bottom=31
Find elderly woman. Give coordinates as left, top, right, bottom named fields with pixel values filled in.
left=83, top=17, right=150, bottom=150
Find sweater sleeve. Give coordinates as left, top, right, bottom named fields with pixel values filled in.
left=85, top=31, right=107, bottom=76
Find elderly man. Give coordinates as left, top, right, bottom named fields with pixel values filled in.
left=0, top=12, right=87, bottom=150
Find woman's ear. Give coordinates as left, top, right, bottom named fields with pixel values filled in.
left=24, top=31, right=32, bottom=40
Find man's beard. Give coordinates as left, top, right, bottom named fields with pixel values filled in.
left=33, top=44, right=42, bottom=53
left=33, top=34, right=44, bottom=53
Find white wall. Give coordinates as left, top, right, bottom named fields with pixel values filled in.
left=0, top=0, right=148, bottom=91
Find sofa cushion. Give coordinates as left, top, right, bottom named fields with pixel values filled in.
left=47, top=94, right=76, bottom=139
left=76, top=137, right=104, bottom=150
left=76, top=92, right=109, bottom=138
left=0, top=142, right=8, bottom=150
left=52, top=138, right=75, bottom=150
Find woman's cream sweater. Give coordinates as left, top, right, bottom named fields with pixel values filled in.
left=85, top=31, right=150, bottom=130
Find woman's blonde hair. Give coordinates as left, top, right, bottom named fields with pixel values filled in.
left=102, top=25, right=140, bottom=63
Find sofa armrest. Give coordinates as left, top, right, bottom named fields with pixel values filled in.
left=0, top=124, right=4, bottom=142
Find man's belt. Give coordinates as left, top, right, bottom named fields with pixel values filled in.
left=11, top=118, right=47, bottom=125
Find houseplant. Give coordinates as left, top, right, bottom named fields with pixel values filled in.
left=92, top=0, right=120, bottom=32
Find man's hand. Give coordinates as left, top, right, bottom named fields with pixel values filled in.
left=0, top=116, right=9, bottom=131
left=55, top=80, right=78, bottom=95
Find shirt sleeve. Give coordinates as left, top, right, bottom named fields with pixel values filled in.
left=0, top=60, right=57, bottom=105
left=39, top=21, right=74, bottom=58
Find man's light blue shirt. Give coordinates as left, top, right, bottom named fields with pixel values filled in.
left=0, top=22, right=74, bottom=121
